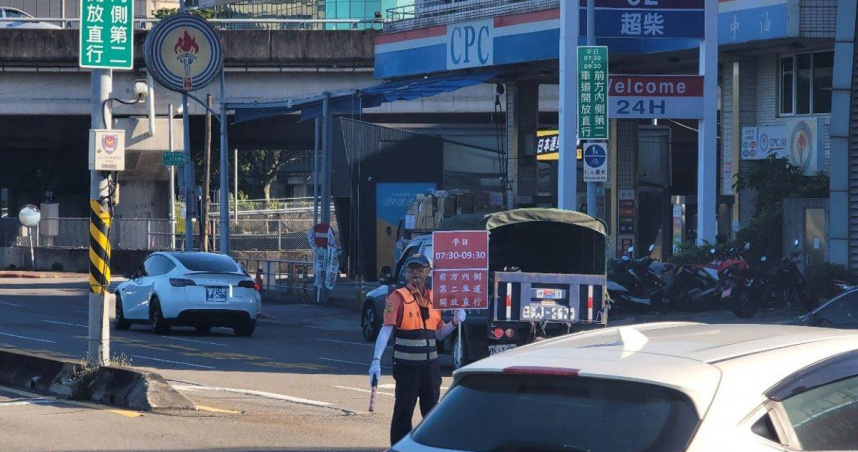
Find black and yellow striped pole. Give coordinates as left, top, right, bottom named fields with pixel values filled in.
left=89, top=199, right=111, bottom=296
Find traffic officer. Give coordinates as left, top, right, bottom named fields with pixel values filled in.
left=368, top=253, right=466, bottom=446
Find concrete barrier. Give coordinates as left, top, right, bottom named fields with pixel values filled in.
left=0, top=350, right=195, bottom=411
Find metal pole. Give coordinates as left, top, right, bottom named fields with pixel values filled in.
left=28, top=228, right=35, bottom=270
left=88, top=69, right=111, bottom=367
left=201, top=94, right=213, bottom=252
left=585, top=0, right=597, bottom=218
left=313, top=117, right=320, bottom=226
left=698, top=0, right=718, bottom=245
left=233, top=148, right=238, bottom=223
left=169, top=105, right=176, bottom=250
left=183, top=93, right=193, bottom=251
left=219, top=70, right=230, bottom=255
left=558, top=0, right=580, bottom=210
left=320, top=92, right=332, bottom=302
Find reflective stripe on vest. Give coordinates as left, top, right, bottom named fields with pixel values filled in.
left=393, top=287, right=438, bottom=365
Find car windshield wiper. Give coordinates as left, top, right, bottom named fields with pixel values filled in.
left=488, top=442, right=590, bottom=452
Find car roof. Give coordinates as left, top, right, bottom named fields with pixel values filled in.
left=455, top=323, right=858, bottom=416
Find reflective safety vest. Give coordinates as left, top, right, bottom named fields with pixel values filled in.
left=393, top=287, right=441, bottom=366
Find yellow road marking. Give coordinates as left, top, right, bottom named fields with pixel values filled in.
left=196, top=405, right=242, bottom=414
left=0, top=386, right=142, bottom=418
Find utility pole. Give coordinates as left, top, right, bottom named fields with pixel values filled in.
left=234, top=148, right=239, bottom=223
left=87, top=69, right=112, bottom=367
left=180, top=0, right=194, bottom=252
left=558, top=0, right=580, bottom=210
left=201, top=94, right=213, bottom=252
left=319, top=92, right=332, bottom=302
left=585, top=0, right=597, bottom=218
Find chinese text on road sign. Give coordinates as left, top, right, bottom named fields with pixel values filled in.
left=80, top=0, right=134, bottom=69
left=432, top=231, right=489, bottom=310
left=578, top=46, right=609, bottom=140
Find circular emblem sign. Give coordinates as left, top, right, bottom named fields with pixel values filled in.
left=144, top=14, right=223, bottom=93
left=789, top=121, right=813, bottom=172
left=584, top=143, right=607, bottom=168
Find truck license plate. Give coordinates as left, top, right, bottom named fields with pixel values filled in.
left=488, top=344, right=516, bottom=355
left=206, top=287, right=228, bottom=302
left=522, top=304, right=572, bottom=321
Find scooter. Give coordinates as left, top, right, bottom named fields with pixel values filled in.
left=667, top=248, right=722, bottom=311
left=608, top=245, right=670, bottom=313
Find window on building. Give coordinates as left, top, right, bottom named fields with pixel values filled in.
left=779, top=51, right=833, bottom=115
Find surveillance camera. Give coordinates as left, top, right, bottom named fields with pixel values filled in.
left=133, top=79, right=148, bottom=98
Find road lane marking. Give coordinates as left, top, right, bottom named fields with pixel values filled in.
left=0, top=398, right=56, bottom=407
left=319, top=357, right=391, bottom=369
left=43, top=320, right=87, bottom=328
left=0, top=332, right=56, bottom=344
left=334, top=386, right=395, bottom=397
left=0, top=302, right=24, bottom=307
left=170, top=383, right=354, bottom=414
left=317, top=339, right=374, bottom=347
left=196, top=405, right=242, bottom=414
left=129, top=355, right=216, bottom=370
left=163, top=336, right=227, bottom=347
left=0, top=386, right=142, bottom=417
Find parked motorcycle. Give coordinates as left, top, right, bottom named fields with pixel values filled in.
left=607, top=245, right=670, bottom=313
left=667, top=248, right=722, bottom=311
left=730, top=240, right=818, bottom=318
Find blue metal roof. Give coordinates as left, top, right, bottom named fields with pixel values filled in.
left=228, top=70, right=499, bottom=123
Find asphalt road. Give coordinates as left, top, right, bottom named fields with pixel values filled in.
left=0, top=277, right=458, bottom=452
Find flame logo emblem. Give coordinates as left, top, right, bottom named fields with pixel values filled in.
left=174, top=31, right=200, bottom=90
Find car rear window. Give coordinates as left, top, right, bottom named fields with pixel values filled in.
left=411, top=374, right=700, bottom=452
left=173, top=254, right=240, bottom=273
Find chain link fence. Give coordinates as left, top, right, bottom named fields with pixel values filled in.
left=385, top=0, right=558, bottom=33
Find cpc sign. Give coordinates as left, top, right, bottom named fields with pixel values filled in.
left=447, top=19, right=493, bottom=70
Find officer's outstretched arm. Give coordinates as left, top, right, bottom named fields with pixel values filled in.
left=369, top=325, right=393, bottom=385
left=373, top=325, right=393, bottom=361
left=435, top=322, right=455, bottom=340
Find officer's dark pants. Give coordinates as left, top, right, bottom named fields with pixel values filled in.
left=390, top=360, right=442, bottom=446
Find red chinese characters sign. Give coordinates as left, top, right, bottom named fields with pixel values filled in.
left=432, top=231, right=489, bottom=310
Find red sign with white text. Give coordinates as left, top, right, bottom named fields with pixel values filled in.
left=432, top=231, right=489, bottom=310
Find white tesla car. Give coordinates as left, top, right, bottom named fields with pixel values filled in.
left=0, top=7, right=61, bottom=29
left=392, top=323, right=858, bottom=452
left=115, top=252, right=261, bottom=337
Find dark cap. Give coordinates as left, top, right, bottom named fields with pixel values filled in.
left=404, top=254, right=431, bottom=268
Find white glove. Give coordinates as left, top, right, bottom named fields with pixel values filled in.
left=454, top=309, right=466, bottom=325
left=369, top=359, right=381, bottom=386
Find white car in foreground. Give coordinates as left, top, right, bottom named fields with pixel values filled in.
left=115, top=252, right=261, bottom=337
left=392, top=323, right=858, bottom=452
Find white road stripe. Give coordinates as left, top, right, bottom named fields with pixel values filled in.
left=317, top=339, right=374, bottom=347
left=334, top=386, right=395, bottom=397
left=319, top=357, right=391, bottom=369
left=0, top=302, right=24, bottom=307
left=170, top=384, right=343, bottom=410
left=0, top=397, right=56, bottom=407
left=0, top=332, right=56, bottom=344
left=43, top=320, right=87, bottom=328
left=129, top=355, right=216, bottom=370
left=377, top=383, right=449, bottom=391
left=163, top=336, right=227, bottom=347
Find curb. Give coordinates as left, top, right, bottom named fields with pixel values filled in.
left=0, top=349, right=195, bottom=411
left=0, top=272, right=86, bottom=279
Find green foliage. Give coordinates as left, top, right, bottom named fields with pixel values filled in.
left=50, top=262, right=64, bottom=272
left=668, top=239, right=746, bottom=266
left=154, top=8, right=215, bottom=19
left=805, top=263, right=854, bottom=299
left=733, top=157, right=829, bottom=261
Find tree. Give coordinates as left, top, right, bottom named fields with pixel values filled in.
left=243, top=149, right=289, bottom=203
left=733, top=156, right=829, bottom=260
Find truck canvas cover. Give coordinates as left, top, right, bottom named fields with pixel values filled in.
left=438, top=208, right=607, bottom=276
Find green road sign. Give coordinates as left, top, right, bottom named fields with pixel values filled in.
left=577, top=46, right=609, bottom=140
left=162, top=152, right=184, bottom=166
left=79, top=0, right=134, bottom=69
